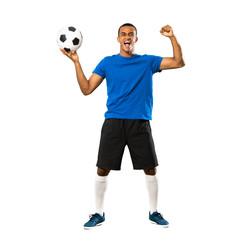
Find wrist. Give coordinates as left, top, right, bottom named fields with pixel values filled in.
left=169, top=35, right=175, bottom=39
left=74, top=60, right=80, bottom=65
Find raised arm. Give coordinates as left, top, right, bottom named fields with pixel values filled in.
left=60, top=49, right=104, bottom=95
left=159, top=25, right=185, bottom=70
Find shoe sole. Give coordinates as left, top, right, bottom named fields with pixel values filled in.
left=150, top=221, right=169, bottom=228
left=83, top=222, right=104, bottom=230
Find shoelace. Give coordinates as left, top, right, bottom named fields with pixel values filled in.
left=153, top=212, right=164, bottom=220
left=88, top=214, right=101, bottom=224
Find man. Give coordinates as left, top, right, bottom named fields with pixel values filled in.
left=60, top=23, right=185, bottom=229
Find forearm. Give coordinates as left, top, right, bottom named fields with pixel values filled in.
left=169, top=35, right=184, bottom=65
left=74, top=61, right=90, bottom=95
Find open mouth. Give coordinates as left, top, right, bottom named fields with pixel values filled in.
left=124, top=41, right=131, bottom=47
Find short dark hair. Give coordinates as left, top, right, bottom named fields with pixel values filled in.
left=118, top=23, right=137, bottom=36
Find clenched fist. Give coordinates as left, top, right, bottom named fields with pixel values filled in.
left=160, top=25, right=174, bottom=37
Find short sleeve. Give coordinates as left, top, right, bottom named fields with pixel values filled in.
left=150, top=55, right=163, bottom=74
left=93, top=58, right=106, bottom=78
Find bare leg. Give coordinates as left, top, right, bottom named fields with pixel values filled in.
left=144, top=167, right=157, bottom=176
left=97, top=167, right=111, bottom=176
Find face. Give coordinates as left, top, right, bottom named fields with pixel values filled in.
left=117, top=26, right=138, bottom=55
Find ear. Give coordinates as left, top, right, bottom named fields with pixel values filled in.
left=117, top=37, right=120, bottom=43
left=135, top=37, right=138, bottom=43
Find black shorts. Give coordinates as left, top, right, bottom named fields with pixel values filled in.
left=96, top=118, right=159, bottom=170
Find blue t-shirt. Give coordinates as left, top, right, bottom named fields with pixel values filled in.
left=93, top=54, right=163, bottom=120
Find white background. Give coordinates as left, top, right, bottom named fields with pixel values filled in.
left=0, top=0, right=240, bottom=239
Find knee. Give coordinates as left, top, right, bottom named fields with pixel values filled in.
left=144, top=167, right=157, bottom=176
left=97, top=168, right=110, bottom=176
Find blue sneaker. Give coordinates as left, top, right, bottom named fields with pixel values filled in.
left=83, top=213, right=105, bottom=229
left=149, top=211, right=169, bottom=227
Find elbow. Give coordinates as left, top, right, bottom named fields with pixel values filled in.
left=181, top=59, right=185, bottom=67
left=82, top=86, right=92, bottom=96
left=83, top=91, right=91, bottom=96
left=177, top=58, right=185, bottom=68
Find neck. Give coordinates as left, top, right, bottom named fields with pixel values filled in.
left=119, top=49, right=136, bottom=57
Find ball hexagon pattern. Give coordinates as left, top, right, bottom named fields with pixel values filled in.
left=57, top=26, right=83, bottom=53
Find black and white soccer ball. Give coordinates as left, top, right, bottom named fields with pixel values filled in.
left=57, top=26, right=83, bottom=53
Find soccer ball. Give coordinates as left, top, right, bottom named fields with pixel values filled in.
left=57, top=26, right=83, bottom=53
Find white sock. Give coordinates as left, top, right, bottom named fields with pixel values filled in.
left=145, top=174, right=158, bottom=214
left=95, top=174, right=108, bottom=216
